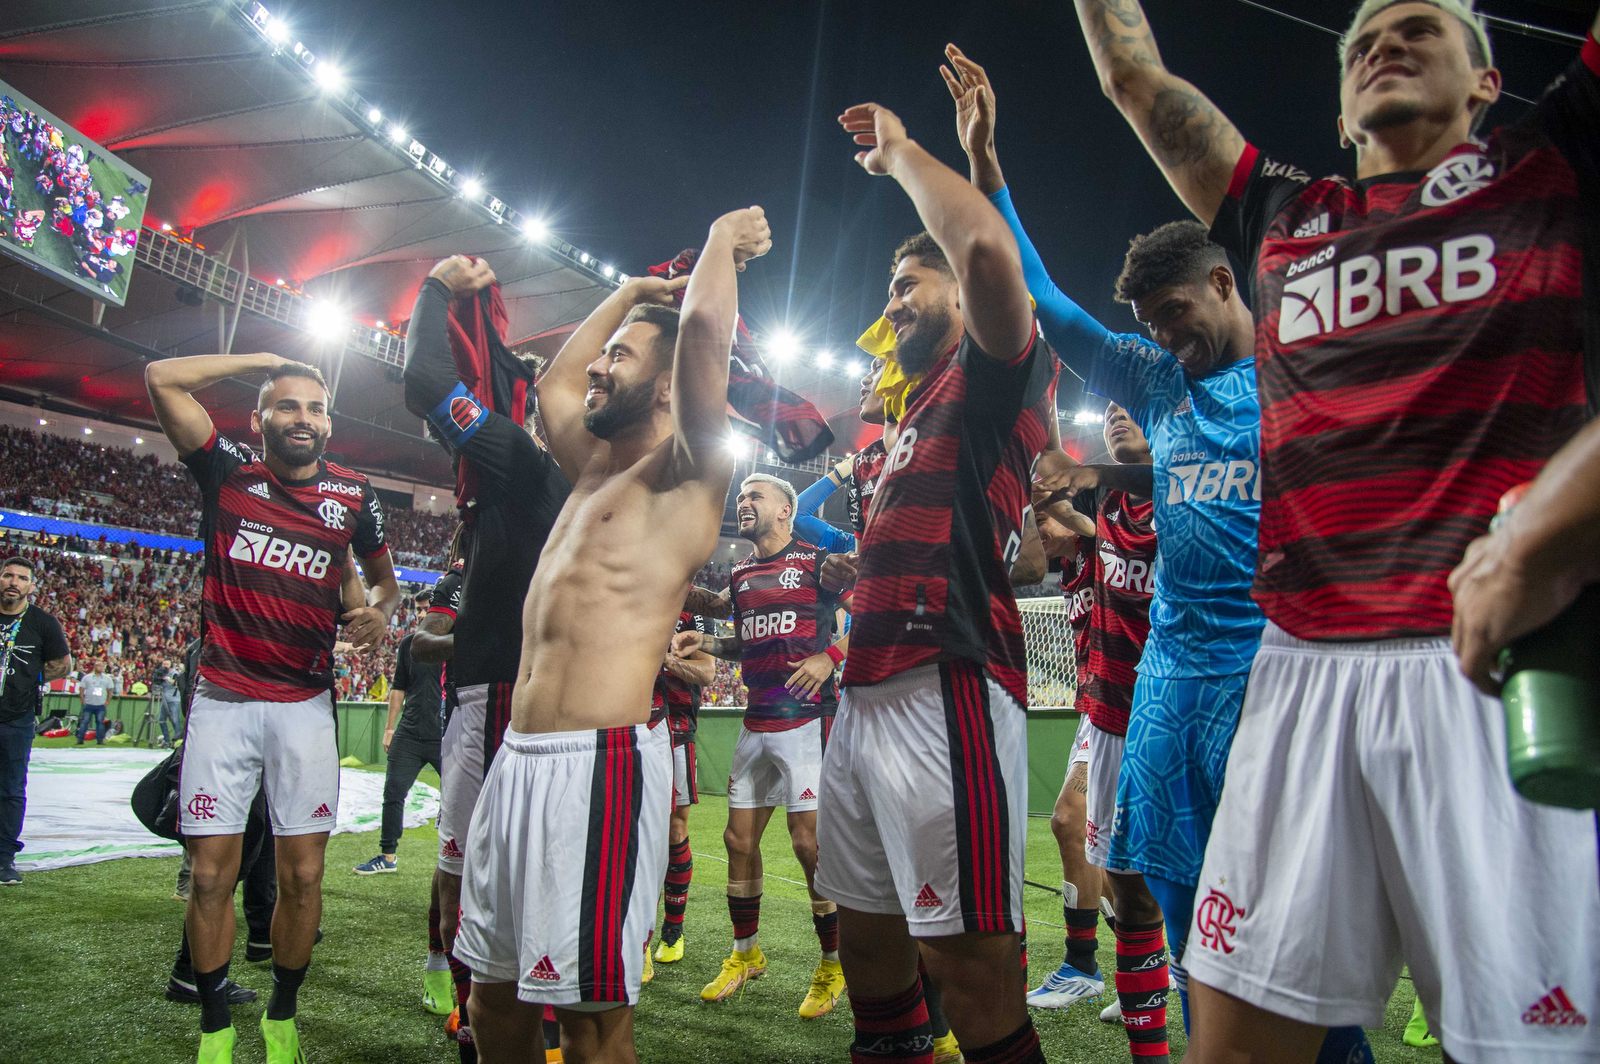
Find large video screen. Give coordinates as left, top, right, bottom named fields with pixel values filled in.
left=0, top=79, right=150, bottom=307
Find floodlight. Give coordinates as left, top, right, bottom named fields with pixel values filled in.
left=815, top=350, right=835, bottom=369
left=83, top=427, right=93, bottom=435
left=389, top=124, right=407, bottom=144
left=460, top=177, right=483, bottom=198
left=266, top=18, right=290, bottom=44
left=135, top=437, right=144, bottom=444
left=767, top=330, right=800, bottom=363
left=366, top=107, right=381, bottom=123
left=304, top=300, right=351, bottom=343
left=845, top=359, right=865, bottom=377
left=601, top=265, right=615, bottom=279
left=521, top=217, right=548, bottom=241
left=160, top=222, right=172, bottom=232
left=314, top=62, right=343, bottom=91
left=1072, top=409, right=1105, bottom=425
left=37, top=419, right=46, bottom=426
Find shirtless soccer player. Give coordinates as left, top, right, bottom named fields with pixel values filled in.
left=454, top=205, right=770, bottom=1064
left=403, top=255, right=574, bottom=1059
left=146, top=354, right=400, bottom=1064
left=1073, top=1, right=1600, bottom=1060
left=818, top=100, right=1059, bottom=1064
left=673, top=473, right=850, bottom=1018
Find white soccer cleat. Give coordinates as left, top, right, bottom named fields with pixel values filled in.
left=1100, top=997, right=1122, bottom=1023
left=1025, top=962, right=1104, bottom=1010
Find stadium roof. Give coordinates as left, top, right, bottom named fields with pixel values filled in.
left=0, top=0, right=619, bottom=486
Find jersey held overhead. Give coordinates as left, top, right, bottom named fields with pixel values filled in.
left=843, top=326, right=1058, bottom=707
left=184, top=430, right=388, bottom=702
left=1211, top=38, right=1600, bottom=641
left=730, top=538, right=840, bottom=731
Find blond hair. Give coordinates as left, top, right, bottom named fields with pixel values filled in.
left=1340, top=0, right=1492, bottom=69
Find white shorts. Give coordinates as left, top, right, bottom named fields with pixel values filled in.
left=1068, top=714, right=1092, bottom=770
left=178, top=689, right=337, bottom=837
left=455, top=724, right=670, bottom=1008
left=1188, top=623, right=1600, bottom=1062
left=671, top=739, right=698, bottom=808
left=727, top=717, right=824, bottom=811
left=816, top=661, right=1027, bottom=938
left=1083, top=723, right=1128, bottom=872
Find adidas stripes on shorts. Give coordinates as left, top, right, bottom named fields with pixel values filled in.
left=1187, top=623, right=1600, bottom=1062
left=456, top=723, right=670, bottom=1008
left=178, top=685, right=338, bottom=837
left=816, top=661, right=1027, bottom=939
left=671, top=739, right=698, bottom=808
left=1068, top=713, right=1092, bottom=770
left=437, top=682, right=514, bottom=875
left=726, top=716, right=823, bottom=811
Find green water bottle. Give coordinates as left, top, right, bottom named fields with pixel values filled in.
left=1494, top=485, right=1600, bottom=810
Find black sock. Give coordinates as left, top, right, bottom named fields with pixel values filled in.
left=266, top=962, right=308, bottom=1022
left=918, top=958, right=950, bottom=1040
left=965, top=1018, right=1046, bottom=1064
left=1063, top=906, right=1100, bottom=976
left=196, top=962, right=232, bottom=1034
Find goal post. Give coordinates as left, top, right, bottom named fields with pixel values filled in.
left=1018, top=594, right=1076, bottom=710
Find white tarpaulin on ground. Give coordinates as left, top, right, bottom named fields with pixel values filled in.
left=16, top=748, right=439, bottom=871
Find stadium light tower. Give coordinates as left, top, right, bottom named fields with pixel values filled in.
left=521, top=216, right=549, bottom=242
left=767, top=330, right=801, bottom=363
left=304, top=300, right=350, bottom=344
left=314, top=61, right=343, bottom=91
left=460, top=176, right=483, bottom=199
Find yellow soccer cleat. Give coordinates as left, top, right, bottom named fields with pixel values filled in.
left=653, top=934, right=684, bottom=964
left=932, top=1030, right=963, bottom=1064
left=260, top=1016, right=305, bottom=1064
left=699, top=945, right=766, bottom=1002
left=642, top=942, right=655, bottom=984
left=422, top=969, right=454, bottom=1015
left=798, top=957, right=846, bottom=1019
left=196, top=1026, right=235, bottom=1064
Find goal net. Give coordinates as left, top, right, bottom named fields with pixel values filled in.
left=1018, top=595, right=1076, bottom=710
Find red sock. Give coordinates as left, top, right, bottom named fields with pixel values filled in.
left=729, top=892, right=761, bottom=942
left=849, top=976, right=934, bottom=1062
left=964, top=1019, right=1047, bottom=1064
left=813, top=908, right=839, bottom=954
left=662, top=837, right=692, bottom=944
left=1114, top=920, right=1171, bottom=1060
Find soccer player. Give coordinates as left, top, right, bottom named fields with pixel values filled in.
left=670, top=473, right=849, bottom=1017
left=1027, top=403, right=1157, bottom=1031
left=453, top=205, right=769, bottom=1064
left=816, top=94, right=1059, bottom=1064
left=792, top=359, right=897, bottom=553
left=649, top=606, right=716, bottom=966
left=145, top=353, right=400, bottom=1064
left=1071, top=1, right=1600, bottom=1060
left=402, top=255, right=574, bottom=1058
left=0, top=556, right=71, bottom=887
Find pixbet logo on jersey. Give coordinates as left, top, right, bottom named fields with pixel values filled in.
left=1278, top=234, right=1496, bottom=344
left=742, top=610, right=797, bottom=640
left=229, top=523, right=333, bottom=580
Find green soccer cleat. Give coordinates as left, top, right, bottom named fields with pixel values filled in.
left=260, top=1016, right=306, bottom=1064
left=196, top=1026, right=235, bottom=1064
left=1403, top=997, right=1439, bottom=1048
left=422, top=969, right=454, bottom=1015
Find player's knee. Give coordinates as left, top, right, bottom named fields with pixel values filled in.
left=188, top=862, right=236, bottom=905
left=789, top=834, right=817, bottom=870
left=722, top=823, right=753, bottom=859
left=1049, top=806, right=1085, bottom=850
left=275, top=855, right=324, bottom=898
left=1108, top=873, right=1162, bottom=925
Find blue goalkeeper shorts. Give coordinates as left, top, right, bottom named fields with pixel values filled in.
left=1107, top=672, right=1248, bottom=886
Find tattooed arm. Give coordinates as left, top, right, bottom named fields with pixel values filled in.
left=1072, top=0, right=1247, bottom=225
left=683, top=585, right=733, bottom=620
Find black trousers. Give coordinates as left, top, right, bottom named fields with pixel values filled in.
left=381, top=734, right=442, bottom=854
left=172, top=790, right=276, bottom=980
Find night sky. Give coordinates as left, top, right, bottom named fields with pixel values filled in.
left=282, top=0, right=1588, bottom=410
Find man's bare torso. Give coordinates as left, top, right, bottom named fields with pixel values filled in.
left=511, top=441, right=723, bottom=734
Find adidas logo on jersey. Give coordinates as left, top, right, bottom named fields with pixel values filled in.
left=797, top=788, right=816, bottom=801
left=440, top=837, right=463, bottom=859
left=246, top=481, right=271, bottom=499
left=739, top=581, right=751, bottom=592
left=914, top=883, right=943, bottom=908
left=1278, top=235, right=1497, bottom=344
left=310, top=803, right=332, bottom=819
left=1292, top=212, right=1331, bottom=239
left=1523, top=987, right=1587, bottom=1027
left=528, top=956, right=561, bottom=982
left=228, top=529, right=333, bottom=580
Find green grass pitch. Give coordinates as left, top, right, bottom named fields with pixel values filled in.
left=0, top=761, right=1438, bottom=1062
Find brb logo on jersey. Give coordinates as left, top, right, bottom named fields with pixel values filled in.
left=1278, top=235, right=1497, bottom=344
left=1421, top=152, right=1495, bottom=206
left=1099, top=546, right=1154, bottom=595
left=317, top=498, right=347, bottom=530
left=742, top=610, right=797, bottom=641
left=229, top=522, right=333, bottom=580
left=777, top=567, right=804, bottom=590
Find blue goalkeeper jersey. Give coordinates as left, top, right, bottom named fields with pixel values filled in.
left=988, top=185, right=1263, bottom=678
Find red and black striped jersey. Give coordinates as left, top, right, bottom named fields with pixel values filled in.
left=183, top=430, right=388, bottom=702
left=652, top=611, right=710, bottom=744
left=1211, top=38, right=1600, bottom=641
left=843, top=327, right=1058, bottom=706
left=846, top=439, right=889, bottom=537
left=427, top=560, right=464, bottom=726
left=1062, top=535, right=1095, bottom=680
left=729, top=538, right=841, bottom=731
left=1078, top=491, right=1155, bottom=736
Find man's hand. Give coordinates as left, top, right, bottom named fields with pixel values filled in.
left=341, top=606, right=387, bottom=651
left=428, top=255, right=497, bottom=298
left=382, top=727, right=394, bottom=753
left=1449, top=531, right=1579, bottom=696
left=839, top=103, right=910, bottom=176
left=785, top=653, right=835, bottom=699
left=941, top=44, right=996, bottom=161
left=1036, top=512, right=1079, bottom=561
left=820, top=551, right=859, bottom=592
left=670, top=630, right=705, bottom=659
left=709, top=206, right=773, bottom=272
left=1036, top=463, right=1101, bottom=498
left=624, top=273, right=690, bottom=306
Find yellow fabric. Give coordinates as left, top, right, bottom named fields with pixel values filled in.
left=856, top=316, right=924, bottom=423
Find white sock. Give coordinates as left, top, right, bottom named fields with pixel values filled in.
left=822, top=950, right=839, bottom=963
left=426, top=950, right=449, bottom=972
left=733, top=935, right=758, bottom=953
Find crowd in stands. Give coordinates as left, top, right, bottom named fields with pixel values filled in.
left=386, top=507, right=456, bottom=569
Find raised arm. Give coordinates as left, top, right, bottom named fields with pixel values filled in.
left=944, top=45, right=1115, bottom=379
left=538, top=274, right=690, bottom=482
left=683, top=585, right=733, bottom=619
left=672, top=207, right=772, bottom=479
left=1072, top=0, right=1246, bottom=225
left=840, top=102, right=1032, bottom=362
left=145, top=352, right=288, bottom=456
